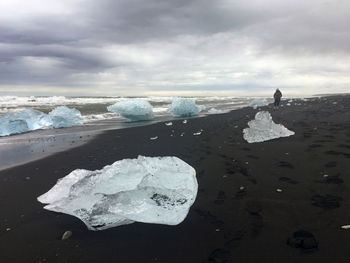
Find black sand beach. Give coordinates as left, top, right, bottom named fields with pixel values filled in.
left=1, top=95, right=350, bottom=263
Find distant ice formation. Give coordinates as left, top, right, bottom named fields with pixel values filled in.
left=38, top=156, right=198, bottom=230
left=243, top=111, right=295, bottom=143
left=208, top=108, right=224, bottom=114
left=248, top=99, right=269, bottom=109
left=168, top=97, right=204, bottom=117
left=0, top=107, right=84, bottom=136
left=107, top=99, right=153, bottom=121
left=49, top=106, right=84, bottom=128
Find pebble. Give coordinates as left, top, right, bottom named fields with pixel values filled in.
left=150, top=136, right=158, bottom=140
left=276, top=188, right=283, bottom=193
left=341, top=225, right=350, bottom=229
left=239, top=186, right=245, bottom=191
left=61, top=230, right=72, bottom=240
left=183, top=120, right=187, bottom=124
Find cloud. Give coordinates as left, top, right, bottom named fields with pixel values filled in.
left=0, top=0, right=350, bottom=95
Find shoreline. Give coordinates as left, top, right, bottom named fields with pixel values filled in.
left=1, top=95, right=350, bottom=262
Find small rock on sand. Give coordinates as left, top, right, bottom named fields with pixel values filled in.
left=62, top=231, right=72, bottom=240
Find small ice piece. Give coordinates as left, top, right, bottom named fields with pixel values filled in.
left=243, top=111, right=295, bottom=143
left=239, top=186, right=245, bottom=190
left=37, top=156, right=198, bottom=230
left=165, top=122, right=173, bottom=126
left=248, top=99, right=269, bottom=109
left=168, top=98, right=204, bottom=117
left=180, top=132, right=185, bottom=136
left=183, top=120, right=188, bottom=124
left=150, top=136, right=158, bottom=140
left=208, top=108, right=223, bottom=114
left=193, top=131, right=202, bottom=136
left=276, top=188, right=283, bottom=193
left=49, top=106, right=84, bottom=128
left=341, top=225, right=350, bottom=229
left=323, top=174, right=329, bottom=178
left=0, top=109, right=52, bottom=136
left=107, top=99, right=153, bottom=121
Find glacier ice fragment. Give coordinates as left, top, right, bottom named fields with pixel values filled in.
left=49, top=106, right=84, bottom=128
left=37, top=156, right=198, bottom=230
left=0, top=109, right=52, bottom=136
left=248, top=99, right=269, bottom=109
left=168, top=98, right=204, bottom=117
left=208, top=108, right=224, bottom=114
left=0, top=107, right=84, bottom=136
left=107, top=99, right=153, bottom=121
left=243, top=111, right=295, bottom=143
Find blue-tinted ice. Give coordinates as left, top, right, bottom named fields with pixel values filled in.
left=107, top=99, right=153, bottom=121
left=168, top=97, right=204, bottom=117
left=37, top=156, right=198, bottom=230
left=0, top=107, right=84, bottom=136
left=49, top=106, right=84, bottom=128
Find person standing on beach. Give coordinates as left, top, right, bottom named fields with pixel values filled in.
left=274, top=89, right=282, bottom=107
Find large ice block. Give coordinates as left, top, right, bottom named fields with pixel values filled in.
left=0, top=109, right=52, bottom=136
left=243, top=111, right=295, bottom=143
left=168, top=97, right=204, bottom=117
left=49, top=106, right=84, bottom=128
left=107, top=99, right=153, bottom=121
left=37, top=156, right=198, bottom=230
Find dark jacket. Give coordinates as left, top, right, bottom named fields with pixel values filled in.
left=274, top=90, right=282, bottom=100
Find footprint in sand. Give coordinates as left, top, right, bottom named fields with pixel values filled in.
left=325, top=161, right=337, bottom=168
left=277, top=161, right=294, bottom=169
left=279, top=177, right=299, bottom=184
left=311, top=195, right=343, bottom=209
left=214, top=190, right=226, bottom=205
left=245, top=200, right=264, bottom=237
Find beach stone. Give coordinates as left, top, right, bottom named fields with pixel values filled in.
left=61, top=230, right=72, bottom=240
left=287, top=230, right=318, bottom=251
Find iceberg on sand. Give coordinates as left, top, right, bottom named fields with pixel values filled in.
left=37, top=156, right=198, bottom=230
left=243, top=111, right=295, bottom=143
left=107, top=99, right=153, bottom=121
left=0, top=109, right=52, bottom=136
left=49, top=106, right=84, bottom=128
left=0, top=107, right=84, bottom=136
left=168, top=97, right=204, bottom=117
left=248, top=98, right=269, bottom=109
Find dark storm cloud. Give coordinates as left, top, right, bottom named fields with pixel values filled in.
left=0, top=0, right=350, bottom=94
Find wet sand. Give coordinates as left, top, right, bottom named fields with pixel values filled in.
left=0, top=95, right=350, bottom=262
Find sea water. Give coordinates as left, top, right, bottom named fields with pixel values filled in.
left=0, top=95, right=270, bottom=170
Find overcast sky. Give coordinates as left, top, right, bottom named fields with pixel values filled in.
left=0, top=0, right=349, bottom=96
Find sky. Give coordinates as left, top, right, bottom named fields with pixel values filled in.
left=0, top=0, right=350, bottom=97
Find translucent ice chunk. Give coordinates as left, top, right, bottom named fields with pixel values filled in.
left=107, top=99, right=153, bottom=121
left=37, top=156, right=198, bottom=230
left=243, top=111, right=295, bottom=143
left=248, top=99, right=269, bottom=109
left=208, top=108, right=224, bottom=114
left=0, top=109, right=52, bottom=136
left=168, top=98, right=204, bottom=117
left=49, top=106, right=84, bottom=128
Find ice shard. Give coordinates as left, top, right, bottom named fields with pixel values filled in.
left=38, top=156, right=198, bottom=230
left=243, top=111, right=295, bottom=143
left=107, top=99, right=153, bottom=121
left=49, top=106, right=84, bottom=128
left=168, top=97, right=204, bottom=117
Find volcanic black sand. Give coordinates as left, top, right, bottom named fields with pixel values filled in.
left=1, top=95, right=350, bottom=263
